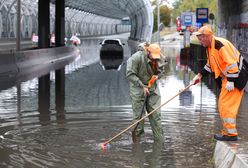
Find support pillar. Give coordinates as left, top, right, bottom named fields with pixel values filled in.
left=38, top=0, right=50, bottom=48
left=38, top=74, right=51, bottom=124
left=55, top=69, right=65, bottom=121
left=55, top=0, right=65, bottom=47
left=55, top=0, right=66, bottom=121
left=38, top=0, right=50, bottom=123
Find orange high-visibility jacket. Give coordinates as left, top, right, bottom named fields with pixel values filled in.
left=202, top=36, right=240, bottom=82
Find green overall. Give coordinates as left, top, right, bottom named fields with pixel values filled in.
left=126, top=49, right=164, bottom=141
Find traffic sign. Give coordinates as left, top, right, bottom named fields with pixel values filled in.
left=184, top=15, right=192, bottom=26
left=196, top=8, right=208, bottom=23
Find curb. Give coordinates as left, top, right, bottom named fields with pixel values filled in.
left=214, top=141, right=248, bottom=168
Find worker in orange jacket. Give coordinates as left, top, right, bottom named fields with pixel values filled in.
left=192, top=25, right=245, bottom=141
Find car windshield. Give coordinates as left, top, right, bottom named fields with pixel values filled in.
left=104, top=40, right=120, bottom=45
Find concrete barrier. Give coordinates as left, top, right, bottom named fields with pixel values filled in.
left=0, top=50, right=18, bottom=75
left=15, top=46, right=79, bottom=82
left=16, top=46, right=78, bottom=70
left=214, top=141, right=248, bottom=168
left=0, top=46, right=79, bottom=90
left=0, top=50, right=19, bottom=90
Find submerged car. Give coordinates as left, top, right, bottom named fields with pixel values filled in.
left=99, top=39, right=124, bottom=70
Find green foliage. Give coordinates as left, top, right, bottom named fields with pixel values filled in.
left=151, top=0, right=156, bottom=6
left=153, top=5, right=172, bottom=32
left=171, top=0, right=217, bottom=23
left=160, top=6, right=171, bottom=26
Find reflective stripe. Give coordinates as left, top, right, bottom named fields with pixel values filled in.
left=226, top=73, right=238, bottom=78
left=239, top=56, right=244, bottom=70
left=223, top=63, right=238, bottom=74
left=222, top=118, right=236, bottom=124
left=204, top=65, right=211, bottom=73
left=226, top=128, right=237, bottom=134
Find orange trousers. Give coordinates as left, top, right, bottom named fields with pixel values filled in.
left=218, top=78, right=244, bottom=136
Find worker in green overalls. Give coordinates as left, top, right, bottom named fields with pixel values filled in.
left=126, top=43, right=164, bottom=141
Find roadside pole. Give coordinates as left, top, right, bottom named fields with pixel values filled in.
left=184, top=28, right=190, bottom=48
left=16, top=0, right=21, bottom=51
left=181, top=12, right=193, bottom=48
left=16, top=0, right=21, bottom=114
left=157, top=0, right=160, bottom=46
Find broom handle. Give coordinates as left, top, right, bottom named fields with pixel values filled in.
left=104, top=83, right=194, bottom=145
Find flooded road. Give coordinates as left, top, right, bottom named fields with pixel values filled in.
left=0, top=35, right=248, bottom=167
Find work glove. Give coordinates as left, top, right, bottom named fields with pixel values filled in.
left=192, top=74, right=201, bottom=85
left=148, top=75, right=158, bottom=88
left=225, top=81, right=234, bottom=91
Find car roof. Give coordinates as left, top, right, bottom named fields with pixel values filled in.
left=103, top=39, right=121, bottom=42
left=102, top=39, right=122, bottom=44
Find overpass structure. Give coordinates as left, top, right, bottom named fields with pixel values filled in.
left=0, top=0, right=153, bottom=42
left=0, top=0, right=155, bottom=117
left=1, top=0, right=248, bottom=52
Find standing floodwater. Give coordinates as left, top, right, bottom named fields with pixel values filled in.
left=0, top=34, right=248, bottom=167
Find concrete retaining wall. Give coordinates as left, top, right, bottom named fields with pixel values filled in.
left=0, top=46, right=79, bottom=90
left=0, top=50, right=19, bottom=76
left=214, top=141, right=248, bottom=168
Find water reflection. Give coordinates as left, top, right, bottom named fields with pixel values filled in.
left=132, top=142, right=164, bottom=168
left=0, top=36, right=247, bottom=167
left=55, top=69, right=66, bottom=122
left=38, top=74, right=52, bottom=126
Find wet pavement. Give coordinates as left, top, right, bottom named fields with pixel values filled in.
left=0, top=33, right=248, bottom=167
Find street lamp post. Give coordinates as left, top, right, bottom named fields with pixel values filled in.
left=16, top=0, right=21, bottom=51
left=156, top=0, right=160, bottom=46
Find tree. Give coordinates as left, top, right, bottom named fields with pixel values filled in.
left=153, top=5, right=172, bottom=32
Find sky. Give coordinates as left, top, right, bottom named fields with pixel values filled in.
left=164, top=0, right=177, bottom=8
